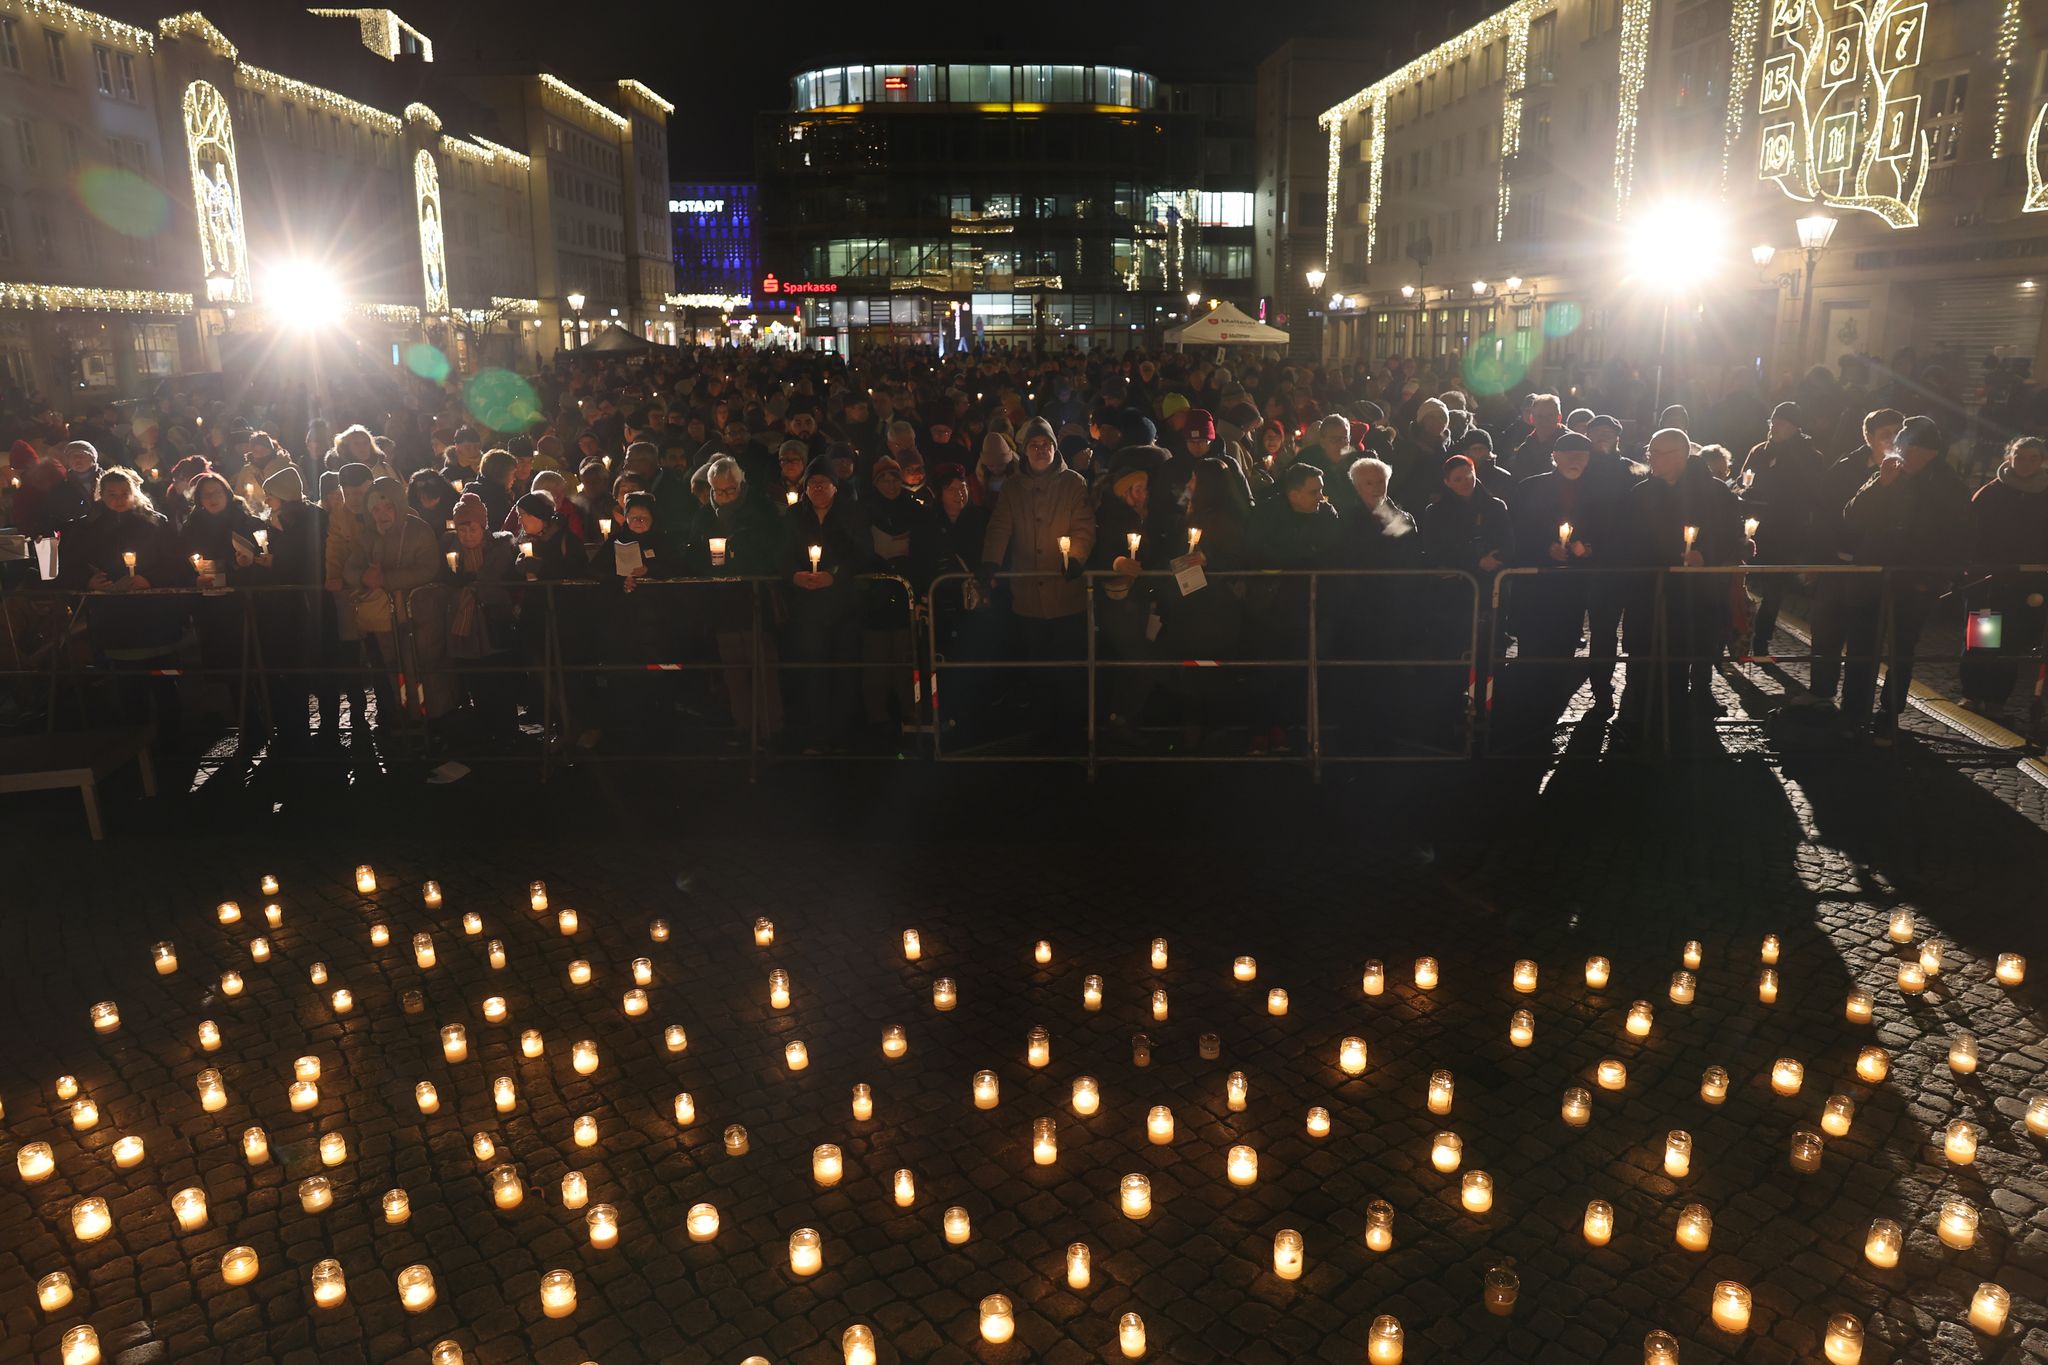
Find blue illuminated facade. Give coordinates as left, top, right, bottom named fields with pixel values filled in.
left=669, top=183, right=762, bottom=303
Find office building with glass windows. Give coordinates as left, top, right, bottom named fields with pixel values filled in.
left=756, top=60, right=1252, bottom=351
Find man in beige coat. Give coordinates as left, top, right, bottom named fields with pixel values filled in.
left=980, top=417, right=1095, bottom=746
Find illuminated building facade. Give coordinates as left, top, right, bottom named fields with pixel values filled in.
left=668, top=182, right=758, bottom=344
left=0, top=3, right=668, bottom=400
left=1321, top=0, right=2048, bottom=416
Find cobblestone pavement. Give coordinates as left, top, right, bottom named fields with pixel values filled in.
left=2, top=754, right=2048, bottom=1365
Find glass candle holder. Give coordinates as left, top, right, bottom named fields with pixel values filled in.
left=1944, top=1119, right=1979, bottom=1165
left=1147, top=1105, right=1174, bottom=1144
left=1898, top=961, right=1927, bottom=993
left=1770, top=1058, right=1804, bottom=1095
left=1822, top=1094, right=1856, bottom=1136
left=1668, top=971, right=1695, bottom=1004
left=66, top=1094, right=98, bottom=1129
left=464, top=912, right=483, bottom=936
left=1997, top=953, right=2026, bottom=986
left=1028, top=1026, right=1051, bottom=1068
left=1266, top=987, right=1289, bottom=1016
left=1824, top=1312, right=1864, bottom=1364
left=198, top=1019, right=221, bottom=1051
left=319, top=1132, right=347, bottom=1166
left=1365, top=1199, right=1395, bottom=1252
left=556, top=908, right=578, bottom=937
left=1845, top=989, right=1874, bottom=1023
left=1119, top=1312, right=1146, bottom=1358
left=1033, top=1116, right=1059, bottom=1165
left=1950, top=1033, right=1978, bottom=1074
left=622, top=989, right=648, bottom=1017
left=413, top=933, right=436, bottom=969
left=572, top=1039, right=598, bottom=1075
left=1227, top=1071, right=1249, bottom=1111
left=196, top=1069, right=226, bottom=1112
left=329, top=987, right=354, bottom=1015
left=1362, top=959, right=1385, bottom=995
left=852, top=1084, right=873, bottom=1121
left=1151, top=988, right=1170, bottom=1021
left=492, top=1165, right=524, bottom=1209
left=1510, top=1010, right=1534, bottom=1047
left=586, top=1203, right=618, bottom=1249
left=1561, top=1087, right=1592, bottom=1127
left=432, top=1342, right=464, bottom=1365
left=1919, top=939, right=1943, bottom=975
left=812, top=1143, right=842, bottom=1187
left=1034, top=938, right=1052, bottom=965
left=1233, top=954, right=1257, bottom=981
left=1272, top=1228, right=1304, bottom=1280
left=1340, top=1036, right=1370, bottom=1076
left=111, top=1135, right=145, bottom=1168
left=1414, top=956, right=1439, bottom=989
left=1150, top=938, right=1168, bottom=970
left=1583, top=1199, right=1613, bottom=1246
left=1306, top=1105, right=1331, bottom=1138
left=892, top=1168, right=915, bottom=1206
left=1461, top=1170, right=1493, bottom=1212
left=354, top=864, right=376, bottom=894
left=1120, top=1172, right=1152, bottom=1218
left=71, top=1196, right=112, bottom=1241
left=566, top=960, right=592, bottom=987
left=289, top=1080, right=319, bottom=1113
left=310, top=1258, right=347, bottom=1308
left=648, top=918, right=668, bottom=943
left=753, top=917, right=774, bottom=946
left=722, top=1124, right=748, bottom=1157
left=1072, top=1075, right=1099, bottom=1116
left=415, top=1080, right=441, bottom=1114
left=17, top=1141, right=54, bottom=1181
left=61, top=1326, right=100, bottom=1365
left=979, top=1294, right=1015, bottom=1343
left=1227, top=1143, right=1258, bottom=1186
left=473, top=1132, right=496, bottom=1162
left=1625, top=1001, right=1654, bottom=1037
left=1856, top=1046, right=1889, bottom=1082
left=299, top=1176, right=333, bottom=1213
left=90, top=1000, right=120, bottom=1034
left=525, top=878, right=547, bottom=911
left=1761, top=933, right=1781, bottom=964
left=572, top=1114, right=598, bottom=1147
left=844, top=1324, right=877, bottom=1365
left=384, top=1188, right=411, bottom=1225
left=1758, top=969, right=1779, bottom=1004
left=1199, top=1032, right=1221, bottom=1059
left=1427, top=1070, right=1454, bottom=1115
left=1664, top=1130, right=1692, bottom=1177
left=1484, top=1262, right=1519, bottom=1316
left=1512, top=959, right=1539, bottom=993
left=481, top=996, right=508, bottom=1025
left=440, top=1024, right=469, bottom=1062
left=944, top=1206, right=971, bottom=1244
left=1431, top=1131, right=1463, bottom=1171
left=488, top=941, right=507, bottom=970
left=1368, top=1315, right=1404, bottom=1364
left=933, top=977, right=957, bottom=1011
left=1596, top=1058, right=1627, bottom=1091
left=882, top=1025, right=907, bottom=1059
left=1584, top=955, right=1611, bottom=989
left=1970, top=1283, right=2010, bottom=1336
left=782, top=1225, right=822, bottom=1276
left=1682, top=940, right=1703, bottom=969
left=219, top=969, right=244, bottom=997
left=1082, top=975, right=1103, bottom=1010
left=172, top=1186, right=208, bottom=1230
left=220, top=1245, right=259, bottom=1285
left=539, top=1269, right=576, bottom=1318
left=218, top=900, right=242, bottom=924
left=1864, top=1217, right=1901, bottom=1269
left=242, top=1126, right=269, bottom=1164
left=1675, top=1203, right=1712, bottom=1251
left=785, top=1040, right=809, bottom=1071
left=1067, top=1241, right=1091, bottom=1288
left=901, top=928, right=921, bottom=960
left=1708, top=1280, right=1751, bottom=1333
left=1131, top=1033, right=1152, bottom=1067
left=1645, top=1331, right=1681, bottom=1365
left=367, top=921, right=388, bottom=947
left=37, top=1270, right=73, bottom=1312
left=2027, top=1093, right=2048, bottom=1136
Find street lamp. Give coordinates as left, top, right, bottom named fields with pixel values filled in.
left=1186, top=289, right=1203, bottom=307
left=1504, top=276, right=1523, bottom=293
left=1303, top=267, right=1327, bottom=362
left=565, top=290, right=586, bottom=347
left=1626, top=198, right=1725, bottom=414
left=1304, top=266, right=1326, bottom=293
left=1793, top=213, right=1838, bottom=367
left=1400, top=284, right=1416, bottom=299
left=1750, top=244, right=1778, bottom=269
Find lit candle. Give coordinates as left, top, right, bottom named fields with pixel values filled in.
left=1414, top=956, right=1439, bottom=989
left=489, top=941, right=508, bottom=970
left=539, top=1269, right=576, bottom=1318
left=586, top=1203, right=619, bottom=1249
left=1583, top=954, right=1611, bottom=989
left=875, top=1025, right=907, bottom=1060
left=1583, top=1199, right=1613, bottom=1246
left=1460, top=1170, right=1493, bottom=1213
left=1596, top=1058, right=1627, bottom=1091
left=397, top=1263, right=435, bottom=1310
left=528, top=880, right=548, bottom=911
left=622, top=988, right=648, bottom=1017
left=573, top=1114, right=597, bottom=1147
left=1663, top=1130, right=1692, bottom=1178
left=1028, top=1026, right=1051, bottom=1068
left=62, top=1326, right=100, bottom=1365
left=1033, top=1116, right=1059, bottom=1165
left=198, top=1019, right=221, bottom=1051
left=1887, top=909, right=1914, bottom=942
left=2027, top=1094, right=2048, bottom=1136
left=1058, top=534, right=1072, bottom=568
left=893, top=1168, right=916, bottom=1206
left=944, top=1206, right=971, bottom=1245
left=68, top=1096, right=100, bottom=1131
left=901, top=928, right=921, bottom=960
left=648, top=919, right=667, bottom=942
left=1822, top=1094, right=1855, bottom=1136
left=567, top=960, right=592, bottom=986
left=1266, top=987, right=1288, bottom=1016
left=1120, top=1172, right=1152, bottom=1218
left=1856, top=1046, right=1889, bottom=1082
left=242, top=1126, right=269, bottom=1164
left=299, top=1176, right=333, bottom=1213
left=1864, top=1217, right=1901, bottom=1268
left=1272, top=1228, right=1304, bottom=1280
left=1082, top=975, right=1103, bottom=1010
left=1340, top=1036, right=1370, bottom=1076
left=1306, top=1105, right=1331, bottom=1138
left=1944, top=1118, right=1979, bottom=1165
left=220, top=970, right=244, bottom=997
left=753, top=917, right=774, bottom=945
left=1683, top=941, right=1703, bottom=971
left=1675, top=1203, right=1712, bottom=1251
left=1151, top=988, right=1170, bottom=1021
left=1950, top=1033, right=1978, bottom=1074
left=790, top=1226, right=824, bottom=1275
left=1919, top=939, right=1943, bottom=974
left=1558, top=520, right=1573, bottom=548
left=1668, top=971, right=1695, bottom=1004
left=1365, top=1199, right=1395, bottom=1252
left=660, top=1024, right=686, bottom=1054
left=172, top=1186, right=208, bottom=1230
left=492, top=1075, right=519, bottom=1113
left=218, top=900, right=242, bottom=924
left=560, top=1171, right=588, bottom=1209
left=851, top=1083, right=873, bottom=1121
left=1510, top=1010, right=1534, bottom=1047
left=71, top=1196, right=112, bottom=1241
left=1368, top=1315, right=1404, bottom=1364
left=1970, top=1282, right=2010, bottom=1335
left=111, top=1134, right=145, bottom=1168
left=1221, top=1143, right=1258, bottom=1187
left=1770, top=1058, right=1804, bottom=1095
left=1072, top=1075, right=1100, bottom=1116
left=250, top=937, right=272, bottom=962
left=724, top=1124, right=749, bottom=1156
left=1126, top=530, right=1142, bottom=557
left=978, top=1293, right=1016, bottom=1344
left=1761, top=933, right=1781, bottom=964
left=933, top=977, right=957, bottom=1011
left=1226, top=1071, right=1248, bottom=1111
left=1131, top=1033, right=1151, bottom=1066
left=152, top=941, right=178, bottom=975
left=1997, top=953, right=2026, bottom=986
left=707, top=535, right=728, bottom=566
left=1362, top=960, right=1385, bottom=995
left=220, top=1245, right=259, bottom=1286
left=1788, top=1128, right=1823, bottom=1173
left=686, top=1202, right=719, bottom=1241
left=1561, top=1087, right=1591, bottom=1127
left=1430, top=1131, right=1462, bottom=1172
left=1758, top=969, right=1779, bottom=1003
left=329, top=987, right=353, bottom=1015
left=482, top=995, right=508, bottom=1024
left=1898, top=961, right=1927, bottom=993
left=1233, top=955, right=1257, bottom=981
left=354, top=864, right=377, bottom=894
left=844, top=1325, right=877, bottom=1365
left=557, top=908, right=578, bottom=936
left=442, top=1024, right=468, bottom=1062
left=813, top=1143, right=842, bottom=1187
left=784, top=1040, right=809, bottom=1071
left=1484, top=1263, right=1519, bottom=1316
left=18, top=1141, right=54, bottom=1181
left=1147, top=1105, right=1175, bottom=1144
left=422, top=880, right=443, bottom=909
left=289, top=1080, right=319, bottom=1112
left=572, top=1039, right=598, bottom=1075
left=1512, top=959, right=1538, bottom=993
left=1682, top=524, right=1698, bottom=551
left=1824, top=1312, right=1864, bottom=1364
left=1068, top=1241, right=1091, bottom=1288
left=319, top=1131, right=347, bottom=1165
left=1119, top=1312, right=1146, bottom=1358
left=1428, top=1070, right=1454, bottom=1115
left=369, top=923, right=389, bottom=948
left=38, top=1270, right=73, bottom=1312
left=197, top=1069, right=226, bottom=1112
left=1625, top=1001, right=1654, bottom=1037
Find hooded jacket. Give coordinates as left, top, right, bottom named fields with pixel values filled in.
left=980, top=439, right=1095, bottom=619
left=344, top=480, right=441, bottom=598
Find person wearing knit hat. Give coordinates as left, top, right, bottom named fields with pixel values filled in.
left=1160, top=392, right=1191, bottom=423
left=451, top=491, right=490, bottom=529
left=1112, top=408, right=1156, bottom=450
left=1565, top=408, right=1595, bottom=433
left=262, top=464, right=304, bottom=503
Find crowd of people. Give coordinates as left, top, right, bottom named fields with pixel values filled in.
left=2, top=339, right=2044, bottom=759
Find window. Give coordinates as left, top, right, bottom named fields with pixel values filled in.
left=32, top=210, right=52, bottom=258
left=15, top=117, right=36, bottom=171
left=93, top=43, right=110, bottom=94
left=117, top=52, right=134, bottom=100
left=44, top=31, right=64, bottom=82
left=1455, top=132, right=1467, bottom=176
left=1927, top=73, right=1968, bottom=162
left=133, top=324, right=178, bottom=378
left=1198, top=243, right=1251, bottom=278
left=1197, top=191, right=1254, bottom=226
left=0, top=207, right=11, bottom=259
left=0, top=19, right=17, bottom=71
left=61, top=125, right=76, bottom=169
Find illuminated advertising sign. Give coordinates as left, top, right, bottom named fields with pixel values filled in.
left=668, top=198, right=727, bottom=214
left=761, top=273, right=837, bottom=295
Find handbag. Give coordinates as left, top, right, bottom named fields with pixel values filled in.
left=352, top=587, right=395, bottom=634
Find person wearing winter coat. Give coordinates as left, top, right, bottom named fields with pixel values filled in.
left=247, top=465, right=333, bottom=748
left=782, top=456, right=873, bottom=751
left=1735, top=400, right=1830, bottom=659
left=345, top=475, right=446, bottom=727
left=858, top=455, right=930, bottom=741
left=979, top=416, right=1095, bottom=746
left=1960, top=436, right=2048, bottom=710
left=1247, top=461, right=1343, bottom=753
left=683, top=455, right=785, bottom=744
left=442, top=492, right=522, bottom=743
left=62, top=468, right=192, bottom=733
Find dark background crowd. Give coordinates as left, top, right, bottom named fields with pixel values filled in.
left=2, top=339, right=2045, bottom=761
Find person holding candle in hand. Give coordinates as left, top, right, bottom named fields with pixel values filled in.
left=442, top=492, right=522, bottom=746
left=344, top=476, right=445, bottom=734
left=1734, top=401, right=1828, bottom=664
left=684, top=455, right=786, bottom=745
left=1497, top=432, right=1620, bottom=744
left=783, top=456, right=871, bottom=752
left=62, top=467, right=191, bottom=733
left=979, top=416, right=1094, bottom=750
left=247, top=464, right=331, bottom=751
left=1088, top=447, right=1173, bottom=744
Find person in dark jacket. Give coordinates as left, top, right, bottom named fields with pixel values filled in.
left=1325, top=456, right=1425, bottom=751
left=1509, top=394, right=1565, bottom=480
left=248, top=464, right=332, bottom=749
left=1421, top=454, right=1515, bottom=577
left=685, top=454, right=785, bottom=744
left=1500, top=433, right=1616, bottom=741
left=63, top=467, right=192, bottom=734
left=1248, top=461, right=1343, bottom=753
left=913, top=464, right=996, bottom=743
left=1459, top=429, right=1516, bottom=506
left=858, top=454, right=929, bottom=742
left=1960, top=436, right=2048, bottom=711
left=1840, top=415, right=1972, bottom=744
left=781, top=456, right=872, bottom=751
left=1735, top=400, right=1829, bottom=660
left=442, top=492, right=522, bottom=744
left=1801, top=407, right=1901, bottom=708
left=596, top=490, right=680, bottom=744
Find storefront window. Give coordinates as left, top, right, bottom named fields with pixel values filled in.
left=131, top=323, right=178, bottom=377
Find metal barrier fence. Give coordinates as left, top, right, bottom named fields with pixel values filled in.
left=3, top=561, right=2043, bottom=777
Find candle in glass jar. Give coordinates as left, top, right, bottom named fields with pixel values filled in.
left=397, top=1263, right=434, bottom=1310
left=932, top=977, right=957, bottom=1011
left=299, top=1176, right=333, bottom=1213
left=1596, top=1058, right=1627, bottom=1091
left=153, top=941, right=178, bottom=974
left=539, top=1269, right=576, bottom=1318
left=1512, top=959, right=1538, bottom=993
left=61, top=1326, right=98, bottom=1365
left=1970, top=1283, right=2010, bottom=1335
left=1121, top=1172, right=1152, bottom=1218
left=1584, top=955, right=1611, bottom=989
left=1888, top=909, right=1914, bottom=942
left=220, top=970, right=243, bottom=997
left=18, top=1141, right=54, bottom=1180
left=1431, top=1131, right=1463, bottom=1171
left=812, top=1142, right=842, bottom=1187
left=979, top=1294, right=1015, bottom=1343
left=220, top=1245, right=259, bottom=1285
left=1668, top=971, right=1695, bottom=1004
left=2028, top=1093, right=2048, bottom=1135
left=1028, top=1026, right=1051, bottom=1068
left=1414, top=957, right=1439, bottom=989
left=1758, top=969, right=1779, bottom=1003
left=1510, top=1010, right=1534, bottom=1046
left=556, top=907, right=578, bottom=936
left=1626, top=1001, right=1654, bottom=1037
left=1119, top=1313, right=1146, bottom=1358
left=844, top=1325, right=877, bottom=1365
left=1662, top=1130, right=1693, bottom=1178
left=112, top=1134, right=145, bottom=1168
left=1950, top=1033, right=1978, bottom=1073
left=242, top=1126, right=269, bottom=1164
left=1365, top=1199, right=1395, bottom=1251
left=1233, top=955, right=1257, bottom=981
left=686, top=1201, right=717, bottom=1239
left=1033, top=1117, right=1059, bottom=1165
left=329, top=987, right=353, bottom=1014
left=1131, top=1033, right=1151, bottom=1066
left=526, top=879, right=547, bottom=911
left=1460, top=1170, right=1493, bottom=1212
left=354, top=864, right=376, bottom=894
left=1864, top=1217, right=1901, bottom=1268
left=1919, top=939, right=1943, bottom=975
left=552, top=1169, right=584, bottom=1208
left=410, top=932, right=436, bottom=969
left=491, top=1075, right=518, bottom=1113
left=1856, top=1046, right=1889, bottom=1082
left=319, top=1132, right=347, bottom=1166
left=882, top=1025, right=907, bottom=1059
left=1484, top=1263, right=1519, bottom=1316
left=753, top=917, right=774, bottom=946
left=1227, top=1143, right=1258, bottom=1186
left=892, top=1168, right=915, bottom=1206
left=1997, top=953, right=2026, bottom=986
left=566, top=960, right=592, bottom=987
left=1072, top=1075, right=1099, bottom=1116
left=1427, top=1070, right=1455, bottom=1115
left=442, top=1024, right=468, bottom=1062
left=622, top=988, right=648, bottom=1017
left=944, top=1206, right=971, bottom=1244
left=723, top=1125, right=749, bottom=1156
left=419, top=879, right=442, bottom=909
left=1822, top=1094, right=1855, bottom=1136
left=1306, top=1105, right=1331, bottom=1138
left=1226, top=1071, right=1248, bottom=1110
left=38, top=1270, right=73, bottom=1312
left=1340, top=1036, right=1370, bottom=1076
left=900, top=928, right=921, bottom=960
left=1368, top=1315, right=1404, bottom=1364
left=572, top=1039, right=598, bottom=1075
left=785, top=1040, right=809, bottom=1071
left=71, top=1197, right=112, bottom=1241
left=1898, top=961, right=1926, bottom=993
left=1151, top=988, right=1169, bottom=1021
left=1770, top=1058, right=1804, bottom=1095
left=1067, top=1241, right=1091, bottom=1288
left=851, top=1083, right=873, bottom=1121
left=572, top=1114, right=597, bottom=1147
left=198, top=1019, right=221, bottom=1051
left=586, top=1204, right=618, bottom=1249
left=1266, top=987, right=1288, bottom=1016
left=1824, top=1312, right=1864, bottom=1364
left=197, top=1070, right=226, bottom=1112
left=1675, top=1203, right=1712, bottom=1251
left=1082, top=975, right=1103, bottom=1010
left=790, top=1226, right=824, bottom=1275
left=1272, top=1228, right=1304, bottom=1280
left=1944, top=1119, right=1979, bottom=1164
left=1583, top=1199, right=1614, bottom=1246
left=1147, top=1105, right=1175, bottom=1144
left=1362, top=959, right=1385, bottom=995
left=251, top=936, right=272, bottom=962
left=310, top=1258, right=346, bottom=1308
left=489, top=941, right=507, bottom=970
left=1846, top=989, right=1873, bottom=1023
left=480, top=995, right=508, bottom=1024
left=172, top=1186, right=208, bottom=1230
left=289, top=1079, right=319, bottom=1112
left=1709, top=1280, right=1752, bottom=1333
left=1789, top=1128, right=1823, bottom=1173
left=415, top=1080, right=442, bottom=1114
left=648, top=919, right=667, bottom=942
left=1682, top=940, right=1702, bottom=969
left=1562, top=1087, right=1592, bottom=1127
left=1761, top=932, right=1781, bottom=963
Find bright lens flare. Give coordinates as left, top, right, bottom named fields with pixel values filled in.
left=1625, top=201, right=1724, bottom=292
left=264, top=261, right=345, bottom=329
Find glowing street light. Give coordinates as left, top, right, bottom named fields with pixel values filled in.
left=1304, top=266, right=1326, bottom=292
left=1400, top=284, right=1416, bottom=299
left=1186, top=289, right=1203, bottom=307
left=264, top=260, right=345, bottom=330
left=1750, top=243, right=1778, bottom=269
left=1625, top=198, right=1725, bottom=414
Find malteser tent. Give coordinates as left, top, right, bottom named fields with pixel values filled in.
left=1165, top=301, right=1291, bottom=349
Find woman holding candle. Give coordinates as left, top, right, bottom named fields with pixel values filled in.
left=344, top=476, right=445, bottom=734
left=782, top=456, right=872, bottom=753
left=179, top=469, right=270, bottom=730
left=683, top=455, right=788, bottom=745
left=1087, top=448, right=1173, bottom=743
left=1156, top=456, right=1254, bottom=751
